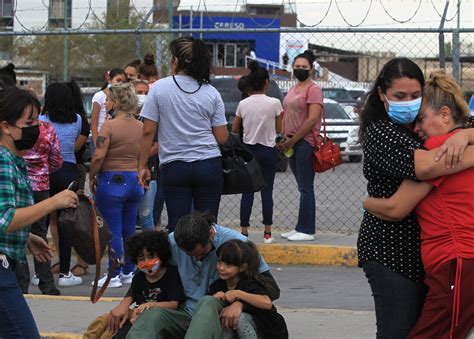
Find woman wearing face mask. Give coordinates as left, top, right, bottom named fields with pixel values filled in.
left=363, top=70, right=474, bottom=339
left=89, top=83, right=144, bottom=289
left=132, top=80, right=159, bottom=230
left=358, top=58, right=474, bottom=338
left=138, top=37, right=228, bottom=232
left=0, top=88, right=78, bottom=337
left=278, top=50, right=323, bottom=242
left=90, top=68, right=126, bottom=153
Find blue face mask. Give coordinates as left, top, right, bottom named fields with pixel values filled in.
left=384, top=95, right=422, bottom=125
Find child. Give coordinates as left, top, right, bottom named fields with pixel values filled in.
left=83, top=231, right=186, bottom=339
left=208, top=239, right=288, bottom=339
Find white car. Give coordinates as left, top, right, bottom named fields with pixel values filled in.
left=323, top=98, right=362, bottom=162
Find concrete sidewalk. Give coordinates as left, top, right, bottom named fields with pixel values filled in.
left=27, top=295, right=375, bottom=339
left=249, top=230, right=358, bottom=266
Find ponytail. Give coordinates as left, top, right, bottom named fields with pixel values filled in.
left=422, top=70, right=469, bottom=126
left=247, top=60, right=269, bottom=92
left=170, top=37, right=211, bottom=84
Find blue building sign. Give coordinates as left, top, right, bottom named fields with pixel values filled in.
left=174, top=15, right=280, bottom=67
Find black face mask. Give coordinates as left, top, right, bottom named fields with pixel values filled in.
left=11, top=125, right=40, bottom=151
left=293, top=69, right=310, bottom=82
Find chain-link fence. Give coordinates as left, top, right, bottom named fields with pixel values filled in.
left=5, top=25, right=474, bottom=234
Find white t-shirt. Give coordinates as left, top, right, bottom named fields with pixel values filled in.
left=235, top=94, right=282, bottom=147
left=92, top=90, right=107, bottom=131
left=140, top=75, right=227, bottom=165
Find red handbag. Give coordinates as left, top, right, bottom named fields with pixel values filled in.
left=312, top=108, right=342, bottom=173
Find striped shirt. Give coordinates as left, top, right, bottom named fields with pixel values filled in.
left=0, top=146, right=34, bottom=262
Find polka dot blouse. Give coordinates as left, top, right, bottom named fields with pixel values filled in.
left=357, top=119, right=424, bottom=284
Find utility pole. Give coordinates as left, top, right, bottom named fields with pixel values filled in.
left=452, top=0, right=461, bottom=83
left=63, top=0, right=68, bottom=81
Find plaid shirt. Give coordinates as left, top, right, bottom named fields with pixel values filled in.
left=0, top=146, right=34, bottom=262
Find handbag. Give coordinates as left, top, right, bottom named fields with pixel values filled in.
left=57, top=191, right=120, bottom=303
left=220, top=134, right=265, bottom=195
left=312, top=106, right=343, bottom=173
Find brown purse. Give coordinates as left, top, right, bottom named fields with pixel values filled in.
left=57, top=192, right=119, bottom=303
left=312, top=108, right=342, bottom=173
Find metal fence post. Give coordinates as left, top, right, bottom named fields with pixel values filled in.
left=452, top=30, right=461, bottom=83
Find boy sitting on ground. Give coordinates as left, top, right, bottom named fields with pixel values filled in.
left=83, top=231, right=186, bottom=339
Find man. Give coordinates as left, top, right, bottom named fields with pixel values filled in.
left=108, top=211, right=279, bottom=338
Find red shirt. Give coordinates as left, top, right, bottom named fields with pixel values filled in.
left=416, top=130, right=474, bottom=275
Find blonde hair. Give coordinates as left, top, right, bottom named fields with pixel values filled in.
left=421, top=69, right=469, bottom=126
left=108, top=82, right=138, bottom=113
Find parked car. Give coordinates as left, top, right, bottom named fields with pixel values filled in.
left=345, top=87, right=367, bottom=100
left=322, top=87, right=358, bottom=107
left=323, top=98, right=362, bottom=162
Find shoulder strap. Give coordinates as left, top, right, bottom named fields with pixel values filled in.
left=305, top=83, right=327, bottom=142
left=89, top=197, right=120, bottom=304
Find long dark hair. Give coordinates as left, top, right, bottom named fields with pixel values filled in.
left=217, top=239, right=272, bottom=290
left=247, top=60, right=269, bottom=92
left=170, top=37, right=211, bottom=85
left=66, top=80, right=86, bottom=118
left=42, top=82, right=77, bottom=124
left=359, top=58, right=425, bottom=141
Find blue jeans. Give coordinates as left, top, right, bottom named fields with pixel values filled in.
left=161, top=157, right=223, bottom=231
left=363, top=261, right=427, bottom=339
left=96, top=171, right=144, bottom=277
left=0, top=255, right=40, bottom=338
left=153, top=170, right=166, bottom=228
left=240, top=144, right=277, bottom=227
left=50, top=162, right=78, bottom=274
left=288, top=140, right=316, bottom=234
left=138, top=180, right=157, bottom=230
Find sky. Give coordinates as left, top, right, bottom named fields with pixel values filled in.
left=14, top=0, right=474, bottom=57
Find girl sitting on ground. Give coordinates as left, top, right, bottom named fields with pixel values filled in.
left=363, top=70, right=474, bottom=338
left=209, top=239, right=288, bottom=339
left=83, top=231, right=186, bottom=339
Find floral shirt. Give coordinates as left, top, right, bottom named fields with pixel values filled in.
left=23, top=121, right=63, bottom=191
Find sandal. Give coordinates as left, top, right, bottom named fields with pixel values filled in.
left=51, top=262, right=60, bottom=274
left=71, top=263, right=89, bottom=277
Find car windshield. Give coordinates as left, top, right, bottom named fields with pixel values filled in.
left=347, top=90, right=365, bottom=99
left=323, top=89, right=353, bottom=100
left=325, top=103, right=351, bottom=120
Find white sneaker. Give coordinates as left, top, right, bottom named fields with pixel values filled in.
left=92, top=274, right=122, bottom=288
left=280, top=230, right=297, bottom=239
left=287, top=232, right=315, bottom=242
left=120, top=272, right=134, bottom=284
left=263, top=234, right=275, bottom=244
left=31, top=273, right=39, bottom=286
left=58, top=272, right=83, bottom=287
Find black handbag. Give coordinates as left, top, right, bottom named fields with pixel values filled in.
left=220, top=134, right=265, bottom=195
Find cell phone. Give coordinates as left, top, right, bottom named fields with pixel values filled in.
left=275, top=134, right=285, bottom=143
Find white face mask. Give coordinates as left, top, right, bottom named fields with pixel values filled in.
left=137, top=94, right=147, bottom=108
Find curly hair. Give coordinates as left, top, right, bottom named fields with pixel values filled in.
left=126, top=231, right=171, bottom=266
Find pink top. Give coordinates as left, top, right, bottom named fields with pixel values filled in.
left=23, top=121, right=63, bottom=191
left=282, top=83, right=323, bottom=147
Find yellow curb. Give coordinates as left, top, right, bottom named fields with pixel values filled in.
left=256, top=244, right=358, bottom=266
left=40, top=333, right=82, bottom=339
left=25, top=294, right=122, bottom=302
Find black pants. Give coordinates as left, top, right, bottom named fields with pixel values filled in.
left=50, top=162, right=78, bottom=274
left=15, top=190, right=58, bottom=294
left=363, top=260, right=427, bottom=339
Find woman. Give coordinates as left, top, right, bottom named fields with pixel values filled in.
left=0, top=87, right=78, bottom=337
left=232, top=61, right=283, bottom=243
left=278, top=50, right=323, bottom=242
left=89, top=83, right=144, bottom=288
left=357, top=58, right=474, bottom=338
left=124, top=59, right=140, bottom=81
left=15, top=118, right=63, bottom=295
left=138, top=53, right=159, bottom=85
left=132, top=79, right=158, bottom=230
left=138, top=37, right=228, bottom=231
left=90, top=68, right=126, bottom=151
left=363, top=70, right=474, bottom=338
left=40, top=82, right=85, bottom=287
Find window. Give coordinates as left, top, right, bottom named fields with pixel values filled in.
left=49, top=0, right=72, bottom=28
left=0, top=0, right=13, bottom=18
